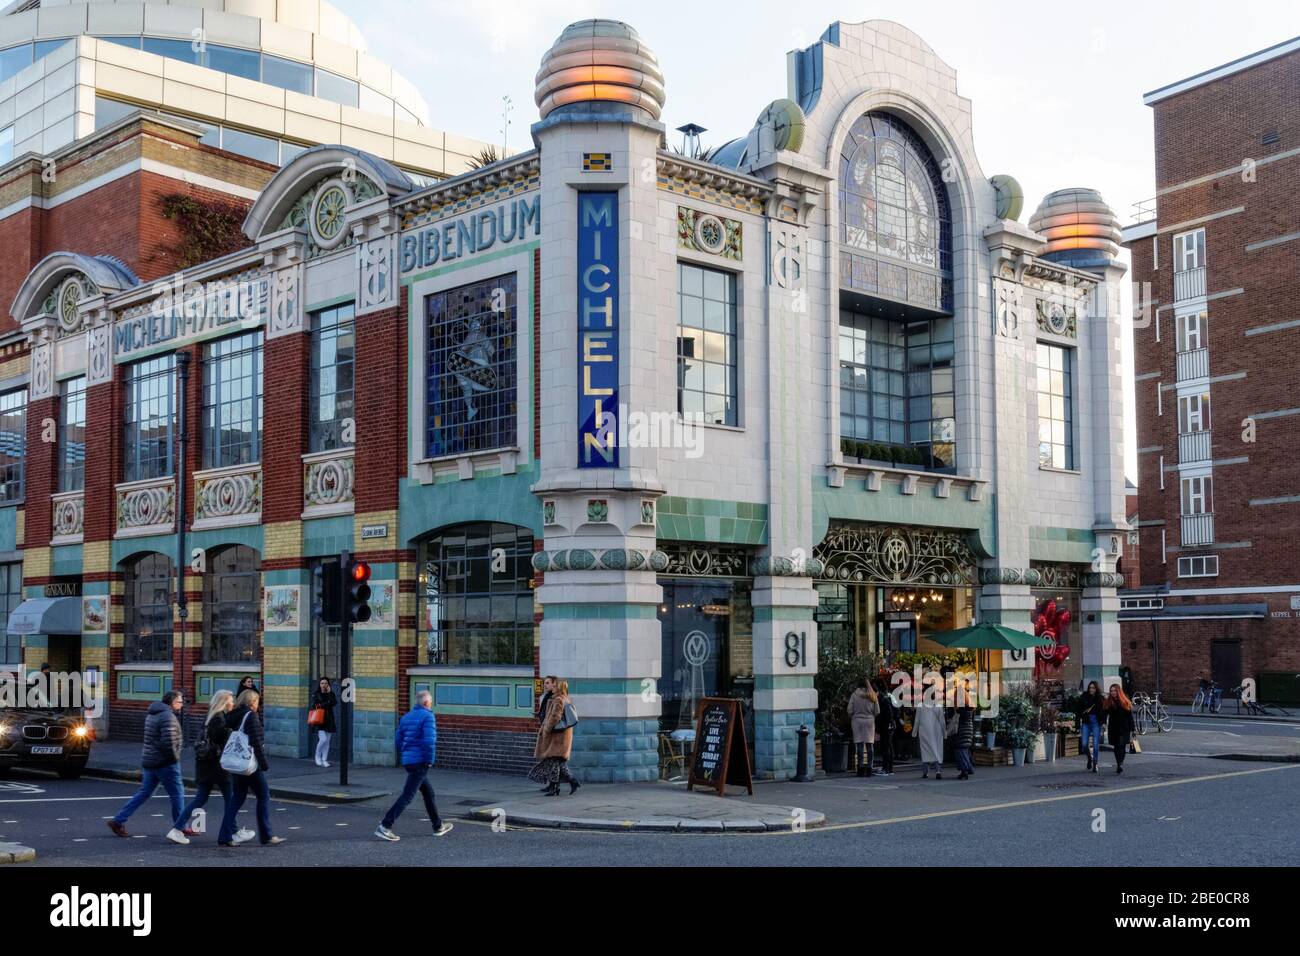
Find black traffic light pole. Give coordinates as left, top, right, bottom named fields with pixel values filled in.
left=339, top=549, right=351, bottom=787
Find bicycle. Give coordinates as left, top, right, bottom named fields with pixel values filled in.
left=1131, top=691, right=1173, bottom=734
left=1191, top=680, right=1223, bottom=714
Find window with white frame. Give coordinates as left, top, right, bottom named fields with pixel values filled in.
left=1180, top=474, right=1213, bottom=516
left=202, top=331, right=263, bottom=469
left=123, top=355, right=175, bottom=483
left=58, top=376, right=86, bottom=493
left=1178, top=392, right=1211, bottom=433
left=0, top=388, right=25, bottom=502
left=1174, top=228, right=1206, bottom=272
left=1176, top=312, right=1207, bottom=352
left=1177, top=555, right=1219, bottom=578
left=1036, top=342, right=1074, bottom=470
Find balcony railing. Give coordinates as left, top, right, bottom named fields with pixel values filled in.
left=1174, top=266, right=1206, bottom=301
left=1181, top=512, right=1215, bottom=546
left=1131, top=197, right=1157, bottom=225
left=1179, top=430, right=1211, bottom=463
left=1175, top=347, right=1209, bottom=381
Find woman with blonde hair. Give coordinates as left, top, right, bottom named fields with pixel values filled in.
left=217, top=689, right=284, bottom=846
left=168, top=689, right=253, bottom=844
left=528, top=678, right=581, bottom=796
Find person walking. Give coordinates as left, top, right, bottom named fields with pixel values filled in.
left=527, top=679, right=580, bottom=796
left=108, top=690, right=187, bottom=841
left=1104, top=684, right=1136, bottom=775
left=170, top=690, right=253, bottom=845
left=216, top=690, right=284, bottom=847
left=1078, top=680, right=1104, bottom=772
left=375, top=690, right=453, bottom=841
left=953, top=697, right=976, bottom=781
left=875, top=679, right=897, bottom=776
left=309, top=677, right=338, bottom=768
left=532, top=675, right=557, bottom=792
left=913, top=700, right=948, bottom=779
left=847, top=678, right=879, bottom=777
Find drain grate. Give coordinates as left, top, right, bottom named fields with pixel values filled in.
left=1036, top=781, right=1105, bottom=790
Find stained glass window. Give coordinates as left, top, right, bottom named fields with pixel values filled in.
left=425, top=275, right=517, bottom=458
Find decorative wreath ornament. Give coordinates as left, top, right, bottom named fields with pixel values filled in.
left=1034, top=599, right=1072, bottom=666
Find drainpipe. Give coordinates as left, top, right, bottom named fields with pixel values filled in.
left=174, top=352, right=191, bottom=715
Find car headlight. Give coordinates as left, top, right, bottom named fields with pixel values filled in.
left=73, top=725, right=88, bottom=738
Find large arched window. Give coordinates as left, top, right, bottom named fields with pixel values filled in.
left=419, top=523, right=534, bottom=667
left=123, top=553, right=174, bottom=663
left=839, top=112, right=952, bottom=312
left=204, top=545, right=260, bottom=663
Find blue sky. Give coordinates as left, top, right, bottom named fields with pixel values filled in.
left=340, top=0, right=1300, bottom=483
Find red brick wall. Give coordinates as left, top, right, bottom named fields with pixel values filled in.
left=1120, top=616, right=1300, bottom=702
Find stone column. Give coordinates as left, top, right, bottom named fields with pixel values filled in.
left=750, top=563, right=818, bottom=780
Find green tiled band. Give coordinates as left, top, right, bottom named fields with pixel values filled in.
left=544, top=603, right=658, bottom=620
left=753, top=606, right=816, bottom=622
left=656, top=496, right=768, bottom=544
left=567, top=678, right=652, bottom=695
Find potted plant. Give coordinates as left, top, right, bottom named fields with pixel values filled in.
left=1040, top=704, right=1060, bottom=762
left=1008, top=727, right=1035, bottom=766
left=980, top=717, right=997, bottom=750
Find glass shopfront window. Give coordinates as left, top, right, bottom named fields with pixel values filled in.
left=123, top=553, right=174, bottom=663
left=420, top=523, right=534, bottom=666
left=657, top=578, right=753, bottom=732
left=816, top=581, right=975, bottom=660
left=203, top=545, right=260, bottom=663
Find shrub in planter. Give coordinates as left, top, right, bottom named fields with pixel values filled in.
left=1008, top=727, right=1036, bottom=765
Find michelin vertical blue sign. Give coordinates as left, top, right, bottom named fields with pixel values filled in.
left=578, top=192, right=618, bottom=468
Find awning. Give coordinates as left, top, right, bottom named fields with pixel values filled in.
left=6, top=597, right=83, bottom=636
left=1119, top=602, right=1268, bottom=622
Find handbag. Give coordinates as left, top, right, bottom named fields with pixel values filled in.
left=551, top=702, right=579, bottom=732
left=308, top=707, right=326, bottom=727
left=220, top=713, right=259, bottom=776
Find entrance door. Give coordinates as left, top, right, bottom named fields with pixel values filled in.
left=658, top=580, right=733, bottom=731
left=308, top=557, right=343, bottom=760
left=45, top=634, right=81, bottom=675
left=1210, top=640, right=1241, bottom=690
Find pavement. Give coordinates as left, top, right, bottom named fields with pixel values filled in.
left=0, top=841, right=35, bottom=864
left=76, top=712, right=1300, bottom=836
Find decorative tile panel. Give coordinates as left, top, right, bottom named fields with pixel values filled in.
left=51, top=491, right=84, bottom=544
left=677, top=206, right=742, bottom=260
left=193, top=464, right=262, bottom=529
left=302, top=450, right=355, bottom=517
left=116, top=477, right=175, bottom=537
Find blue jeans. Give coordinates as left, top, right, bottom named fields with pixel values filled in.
left=1081, top=718, right=1101, bottom=763
left=955, top=747, right=973, bottom=773
left=175, top=777, right=233, bottom=831
left=113, top=763, right=184, bottom=826
left=218, top=770, right=272, bottom=844
left=382, top=763, right=442, bottom=830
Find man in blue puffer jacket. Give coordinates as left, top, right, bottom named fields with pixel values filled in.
left=375, top=690, right=453, bottom=841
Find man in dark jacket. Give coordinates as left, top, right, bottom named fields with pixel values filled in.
left=108, top=690, right=187, bottom=840
left=375, top=690, right=453, bottom=841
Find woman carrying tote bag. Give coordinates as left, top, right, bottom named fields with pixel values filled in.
left=216, top=690, right=285, bottom=847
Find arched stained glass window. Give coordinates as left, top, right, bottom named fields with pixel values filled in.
left=839, top=112, right=952, bottom=311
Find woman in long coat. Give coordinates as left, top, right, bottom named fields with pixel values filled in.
left=847, top=679, right=880, bottom=777
left=1104, top=684, right=1136, bottom=775
left=913, top=703, right=948, bottom=779
left=527, top=679, right=581, bottom=796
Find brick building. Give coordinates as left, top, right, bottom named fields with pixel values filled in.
left=3, top=17, right=1130, bottom=780
left=1120, top=36, right=1300, bottom=705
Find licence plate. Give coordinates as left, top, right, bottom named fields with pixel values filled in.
left=30, top=746, right=63, bottom=755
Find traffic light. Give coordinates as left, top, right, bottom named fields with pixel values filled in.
left=347, top=558, right=372, bottom=624
left=316, top=562, right=342, bottom=625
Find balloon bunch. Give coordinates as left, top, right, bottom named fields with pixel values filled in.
left=1034, top=599, right=1072, bottom=667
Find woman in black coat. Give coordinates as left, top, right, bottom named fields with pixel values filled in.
left=1078, top=680, right=1105, bottom=772
left=311, top=677, right=338, bottom=768
left=1104, top=684, right=1136, bottom=775
left=874, top=679, right=897, bottom=776
left=170, top=690, right=250, bottom=843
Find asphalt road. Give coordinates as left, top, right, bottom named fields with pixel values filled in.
left=2, top=753, right=1298, bottom=867
left=1171, top=714, right=1300, bottom=738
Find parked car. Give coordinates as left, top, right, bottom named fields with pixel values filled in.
left=0, top=707, right=94, bottom=779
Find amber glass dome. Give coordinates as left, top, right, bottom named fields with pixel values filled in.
left=535, top=19, right=665, bottom=121
left=1028, top=188, right=1121, bottom=269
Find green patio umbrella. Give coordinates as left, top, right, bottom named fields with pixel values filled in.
left=927, top=622, right=1055, bottom=651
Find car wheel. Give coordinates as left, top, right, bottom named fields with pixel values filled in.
left=57, top=765, right=85, bottom=780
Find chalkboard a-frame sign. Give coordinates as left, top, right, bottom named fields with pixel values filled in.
left=687, top=697, right=754, bottom=796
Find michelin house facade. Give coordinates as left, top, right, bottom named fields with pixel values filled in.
left=5, top=18, right=1128, bottom=780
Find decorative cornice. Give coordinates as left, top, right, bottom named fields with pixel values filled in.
left=394, top=153, right=541, bottom=219
left=752, top=555, right=826, bottom=578
left=532, top=549, right=669, bottom=573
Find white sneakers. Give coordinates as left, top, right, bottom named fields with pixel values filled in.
left=433, top=823, right=454, bottom=837
left=165, top=828, right=190, bottom=845
left=231, top=829, right=255, bottom=845
left=375, top=825, right=400, bottom=842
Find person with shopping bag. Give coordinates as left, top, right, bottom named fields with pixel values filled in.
left=308, top=677, right=338, bottom=768
left=170, top=689, right=254, bottom=845
left=527, top=679, right=581, bottom=796
left=216, top=690, right=285, bottom=847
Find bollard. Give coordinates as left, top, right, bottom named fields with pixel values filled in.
left=793, top=724, right=814, bottom=782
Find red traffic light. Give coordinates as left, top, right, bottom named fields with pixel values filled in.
left=350, top=561, right=371, bottom=583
